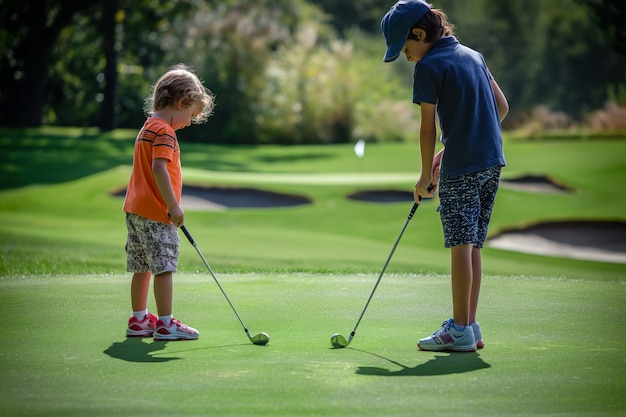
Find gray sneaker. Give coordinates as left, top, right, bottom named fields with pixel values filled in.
left=470, top=322, right=484, bottom=349
left=418, top=319, right=477, bottom=352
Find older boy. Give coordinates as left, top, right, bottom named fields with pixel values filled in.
left=382, top=0, right=509, bottom=351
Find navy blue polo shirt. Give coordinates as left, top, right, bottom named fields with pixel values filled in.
left=412, top=36, right=505, bottom=179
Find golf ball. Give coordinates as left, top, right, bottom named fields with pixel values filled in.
left=330, top=333, right=347, bottom=348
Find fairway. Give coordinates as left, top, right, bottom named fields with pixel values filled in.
left=1, top=273, right=624, bottom=416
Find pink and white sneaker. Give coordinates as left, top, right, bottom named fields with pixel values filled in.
left=126, top=313, right=158, bottom=337
left=153, top=318, right=199, bottom=341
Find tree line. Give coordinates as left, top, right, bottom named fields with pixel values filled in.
left=1, top=0, right=625, bottom=144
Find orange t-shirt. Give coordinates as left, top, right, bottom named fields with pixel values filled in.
left=123, top=117, right=181, bottom=224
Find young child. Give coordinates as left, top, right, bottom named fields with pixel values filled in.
left=123, top=64, right=215, bottom=340
left=382, top=0, right=509, bottom=352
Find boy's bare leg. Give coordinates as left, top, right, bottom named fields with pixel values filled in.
left=469, top=246, right=482, bottom=324
left=130, top=271, right=151, bottom=312
left=450, top=244, right=473, bottom=326
left=154, top=271, right=173, bottom=317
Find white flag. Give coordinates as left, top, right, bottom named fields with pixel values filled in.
left=354, top=139, right=365, bottom=158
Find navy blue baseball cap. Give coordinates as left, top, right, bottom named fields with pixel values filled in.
left=381, top=0, right=432, bottom=62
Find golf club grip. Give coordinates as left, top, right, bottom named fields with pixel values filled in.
left=409, top=184, right=434, bottom=218
left=181, top=225, right=196, bottom=245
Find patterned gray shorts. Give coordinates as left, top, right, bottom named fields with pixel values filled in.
left=437, top=166, right=501, bottom=248
left=125, top=212, right=179, bottom=275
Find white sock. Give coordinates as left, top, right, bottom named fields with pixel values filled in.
left=132, top=309, right=148, bottom=320
left=159, top=315, right=172, bottom=326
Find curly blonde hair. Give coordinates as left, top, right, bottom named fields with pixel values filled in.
left=144, top=64, right=215, bottom=124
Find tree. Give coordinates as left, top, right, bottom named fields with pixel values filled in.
left=163, top=0, right=328, bottom=143
left=99, top=0, right=119, bottom=131
left=2, top=0, right=624, bottom=137
left=0, top=0, right=199, bottom=129
left=439, top=0, right=625, bottom=122
left=580, top=0, right=626, bottom=56
left=312, top=0, right=389, bottom=34
left=0, top=0, right=96, bottom=127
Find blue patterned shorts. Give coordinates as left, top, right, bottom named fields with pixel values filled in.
left=437, top=166, right=501, bottom=248
left=125, top=212, right=179, bottom=275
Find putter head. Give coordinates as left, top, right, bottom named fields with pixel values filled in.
left=250, top=332, right=270, bottom=346
left=330, top=333, right=349, bottom=348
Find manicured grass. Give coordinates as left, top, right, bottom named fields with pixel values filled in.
left=1, top=273, right=624, bottom=416
left=1, top=131, right=626, bottom=279
left=0, top=127, right=625, bottom=415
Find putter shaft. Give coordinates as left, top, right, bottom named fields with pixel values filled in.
left=332, top=200, right=423, bottom=348
left=181, top=225, right=269, bottom=345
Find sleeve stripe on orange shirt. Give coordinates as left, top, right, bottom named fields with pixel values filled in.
left=153, top=132, right=177, bottom=150
left=137, top=129, right=177, bottom=150
left=137, top=129, right=157, bottom=143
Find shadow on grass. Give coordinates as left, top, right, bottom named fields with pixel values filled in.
left=353, top=348, right=490, bottom=377
left=103, top=338, right=180, bottom=363
left=104, top=339, right=261, bottom=362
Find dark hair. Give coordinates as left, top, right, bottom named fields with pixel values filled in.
left=407, top=9, right=455, bottom=42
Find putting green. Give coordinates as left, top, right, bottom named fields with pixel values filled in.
left=1, top=273, right=623, bottom=416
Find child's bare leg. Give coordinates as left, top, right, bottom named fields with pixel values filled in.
left=154, top=271, right=173, bottom=317
left=450, top=244, right=473, bottom=326
left=130, top=271, right=151, bottom=312
left=469, top=246, right=482, bottom=324
left=152, top=270, right=199, bottom=340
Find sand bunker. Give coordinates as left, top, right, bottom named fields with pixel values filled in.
left=348, top=176, right=625, bottom=264
left=487, top=221, right=626, bottom=264
left=500, top=174, right=573, bottom=193
left=495, top=174, right=625, bottom=263
left=347, top=189, right=415, bottom=203
left=112, top=175, right=625, bottom=263
left=181, top=185, right=312, bottom=210
left=346, top=174, right=570, bottom=203
left=112, top=185, right=312, bottom=211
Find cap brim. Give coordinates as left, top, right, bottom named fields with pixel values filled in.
left=383, top=38, right=406, bottom=62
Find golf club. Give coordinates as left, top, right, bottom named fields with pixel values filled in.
left=331, top=194, right=428, bottom=348
left=180, top=225, right=270, bottom=346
